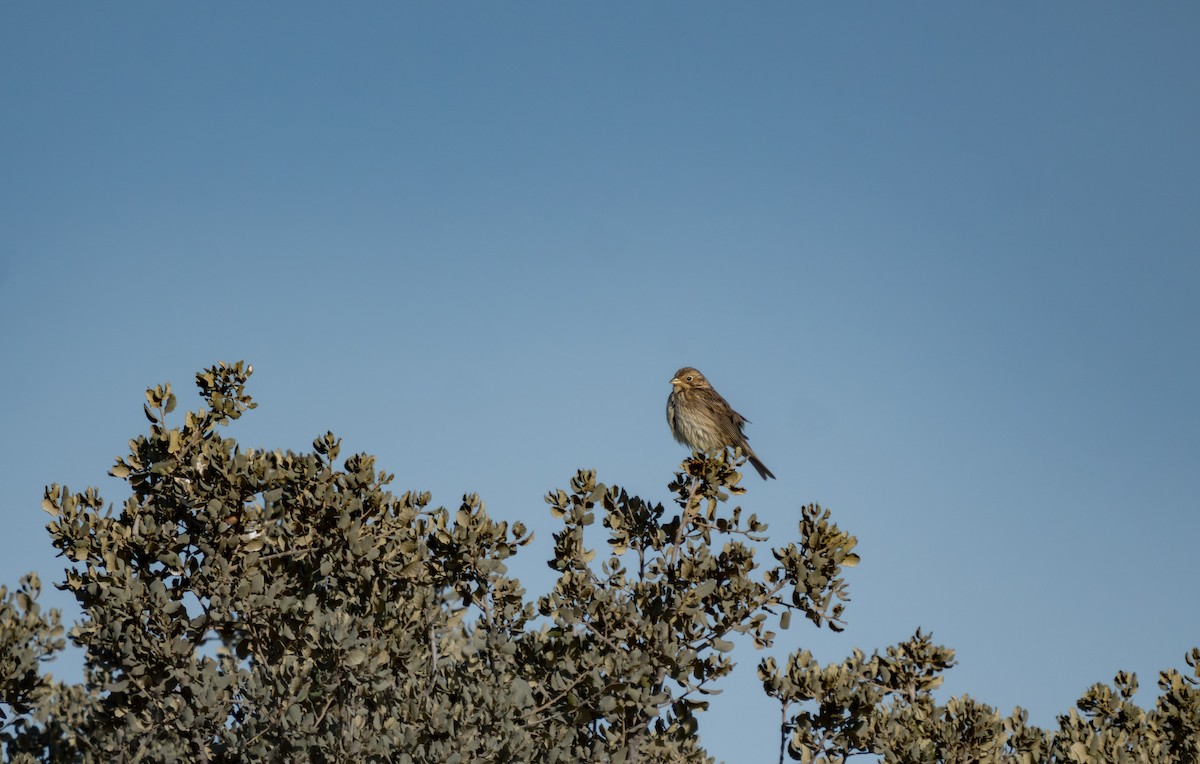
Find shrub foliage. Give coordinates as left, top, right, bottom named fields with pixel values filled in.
left=2, top=362, right=1197, bottom=762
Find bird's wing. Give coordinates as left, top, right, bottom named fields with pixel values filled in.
left=732, top=407, right=750, bottom=428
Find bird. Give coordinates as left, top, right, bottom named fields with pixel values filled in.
left=666, top=366, right=775, bottom=480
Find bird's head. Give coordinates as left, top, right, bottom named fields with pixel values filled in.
left=670, top=367, right=708, bottom=390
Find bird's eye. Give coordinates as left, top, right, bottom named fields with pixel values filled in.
left=685, top=375, right=693, bottom=382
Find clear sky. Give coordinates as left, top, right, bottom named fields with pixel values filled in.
left=2, top=3, right=1197, bottom=760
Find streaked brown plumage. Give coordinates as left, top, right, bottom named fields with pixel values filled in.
left=666, top=367, right=775, bottom=480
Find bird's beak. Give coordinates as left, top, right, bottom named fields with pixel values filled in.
left=670, top=377, right=681, bottom=386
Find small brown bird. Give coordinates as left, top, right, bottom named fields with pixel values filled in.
left=666, top=367, right=775, bottom=480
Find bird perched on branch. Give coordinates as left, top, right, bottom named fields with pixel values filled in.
left=666, top=366, right=775, bottom=480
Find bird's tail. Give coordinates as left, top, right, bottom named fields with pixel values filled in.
left=748, top=454, right=775, bottom=480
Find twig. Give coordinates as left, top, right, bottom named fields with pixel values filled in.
left=257, top=547, right=317, bottom=563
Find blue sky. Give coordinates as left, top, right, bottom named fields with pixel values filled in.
left=2, top=3, right=1197, bottom=760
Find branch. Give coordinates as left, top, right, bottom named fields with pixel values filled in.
left=522, top=671, right=592, bottom=727
left=667, top=473, right=703, bottom=568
